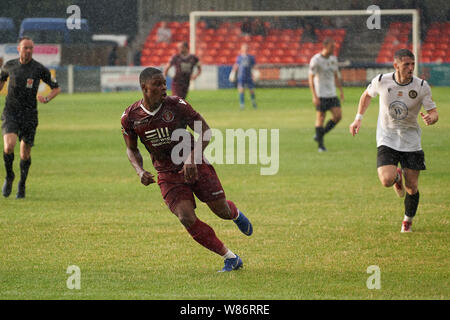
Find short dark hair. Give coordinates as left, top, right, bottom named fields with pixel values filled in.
left=394, top=49, right=415, bottom=61
left=139, top=67, right=162, bottom=85
left=322, top=37, right=334, bottom=46
left=18, top=36, right=33, bottom=44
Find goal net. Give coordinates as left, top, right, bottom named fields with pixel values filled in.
left=189, top=9, right=420, bottom=87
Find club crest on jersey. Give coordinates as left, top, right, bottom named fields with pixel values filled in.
left=408, top=90, right=418, bottom=99
left=161, top=110, right=174, bottom=123
left=26, top=78, right=34, bottom=88
left=389, top=101, right=408, bottom=120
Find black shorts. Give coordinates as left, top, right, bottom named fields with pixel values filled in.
left=316, top=97, right=341, bottom=112
left=1, top=111, right=38, bottom=147
left=377, top=145, right=426, bottom=171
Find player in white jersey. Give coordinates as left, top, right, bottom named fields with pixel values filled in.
left=349, top=49, right=439, bottom=233
left=308, top=37, right=344, bottom=152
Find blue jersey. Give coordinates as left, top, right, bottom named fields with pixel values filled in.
left=236, top=54, right=255, bottom=81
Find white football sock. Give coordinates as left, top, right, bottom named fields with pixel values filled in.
left=404, top=215, right=413, bottom=222
left=222, top=249, right=237, bottom=260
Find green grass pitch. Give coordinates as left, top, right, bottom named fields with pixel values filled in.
left=0, top=87, right=448, bottom=299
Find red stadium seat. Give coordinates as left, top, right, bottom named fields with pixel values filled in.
left=142, top=48, right=151, bottom=56
left=202, top=56, right=214, bottom=64
left=287, top=48, right=298, bottom=57
left=216, top=28, right=229, bottom=35
left=168, top=21, right=181, bottom=29
left=272, top=56, right=281, bottom=64
left=302, top=48, right=313, bottom=57
left=276, top=42, right=290, bottom=49
left=251, top=42, right=261, bottom=49
left=258, top=56, right=270, bottom=64
left=376, top=56, right=391, bottom=64
left=421, top=49, right=433, bottom=58
left=262, top=42, right=275, bottom=49
left=422, top=42, right=435, bottom=50
left=251, top=35, right=264, bottom=43
left=302, top=42, right=314, bottom=49
left=261, top=49, right=271, bottom=57
left=214, top=35, right=226, bottom=42
left=209, top=41, right=222, bottom=49
left=206, top=48, right=219, bottom=57
left=426, top=35, right=439, bottom=43
left=294, top=29, right=304, bottom=36
left=281, top=56, right=295, bottom=64
left=435, top=43, right=448, bottom=50
left=153, top=49, right=165, bottom=56
left=217, top=56, right=228, bottom=65
left=221, top=49, right=232, bottom=57
left=196, top=21, right=206, bottom=29
left=273, top=49, right=285, bottom=57
left=390, top=22, right=403, bottom=29
left=435, top=50, right=446, bottom=57
left=295, top=56, right=308, bottom=64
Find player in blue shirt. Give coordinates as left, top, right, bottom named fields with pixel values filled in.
left=231, top=44, right=257, bottom=110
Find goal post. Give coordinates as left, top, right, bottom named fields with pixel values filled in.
left=189, top=9, right=420, bottom=77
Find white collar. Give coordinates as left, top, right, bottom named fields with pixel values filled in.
left=140, top=102, right=162, bottom=116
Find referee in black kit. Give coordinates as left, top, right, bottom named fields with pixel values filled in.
left=0, top=36, right=60, bottom=199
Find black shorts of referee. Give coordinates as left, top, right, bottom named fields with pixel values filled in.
left=316, top=96, right=341, bottom=112
left=1, top=109, right=38, bottom=147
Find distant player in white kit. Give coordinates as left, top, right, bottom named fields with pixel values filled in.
left=308, top=37, right=344, bottom=152
left=349, top=49, right=439, bottom=232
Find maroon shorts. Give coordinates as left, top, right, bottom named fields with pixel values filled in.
left=171, top=82, right=189, bottom=99
left=157, top=163, right=225, bottom=213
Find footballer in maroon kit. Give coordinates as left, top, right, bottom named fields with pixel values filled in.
left=121, top=67, right=252, bottom=272
left=163, top=41, right=201, bottom=99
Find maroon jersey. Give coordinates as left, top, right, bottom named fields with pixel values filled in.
left=121, top=96, right=201, bottom=173
left=169, top=53, right=199, bottom=85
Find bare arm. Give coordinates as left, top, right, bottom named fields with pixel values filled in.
left=38, top=87, right=61, bottom=104
left=349, top=89, right=372, bottom=136
left=308, top=73, right=319, bottom=107
left=420, top=108, right=438, bottom=126
left=123, top=134, right=155, bottom=186
left=335, top=71, right=344, bottom=102
left=191, top=64, right=202, bottom=80
left=163, top=62, right=172, bottom=77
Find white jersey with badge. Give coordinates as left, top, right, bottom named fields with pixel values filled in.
left=366, top=72, right=436, bottom=152
left=309, top=53, right=339, bottom=98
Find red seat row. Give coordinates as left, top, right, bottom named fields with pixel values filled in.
left=141, top=21, right=346, bottom=66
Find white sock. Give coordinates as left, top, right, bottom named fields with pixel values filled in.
left=404, top=215, right=413, bottom=222
left=222, top=249, right=237, bottom=260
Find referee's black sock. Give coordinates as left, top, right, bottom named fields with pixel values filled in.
left=19, top=158, right=31, bottom=186
left=315, top=126, right=324, bottom=141
left=3, top=152, right=15, bottom=179
left=315, top=126, right=325, bottom=148
left=323, top=119, right=337, bottom=134
left=404, top=191, right=420, bottom=218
